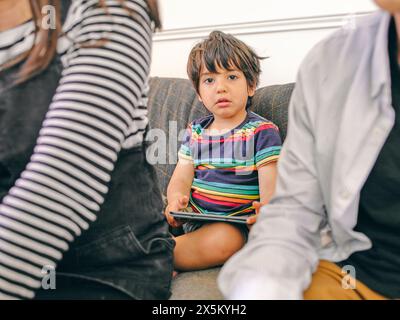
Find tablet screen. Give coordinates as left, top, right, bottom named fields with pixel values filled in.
left=169, top=211, right=253, bottom=224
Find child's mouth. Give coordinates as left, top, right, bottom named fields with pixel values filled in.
left=216, top=98, right=231, bottom=107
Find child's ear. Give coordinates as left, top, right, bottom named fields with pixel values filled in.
left=248, top=85, right=256, bottom=97
left=197, top=94, right=203, bottom=102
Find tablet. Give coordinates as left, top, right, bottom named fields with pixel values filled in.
left=169, top=211, right=253, bottom=224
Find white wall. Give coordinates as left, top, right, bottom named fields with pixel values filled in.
left=151, top=0, right=378, bottom=86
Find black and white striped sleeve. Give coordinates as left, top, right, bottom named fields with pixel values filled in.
left=0, top=0, right=153, bottom=299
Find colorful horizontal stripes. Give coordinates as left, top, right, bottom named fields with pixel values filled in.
left=178, top=112, right=282, bottom=216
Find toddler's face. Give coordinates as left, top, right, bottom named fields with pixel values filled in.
left=197, top=65, right=255, bottom=121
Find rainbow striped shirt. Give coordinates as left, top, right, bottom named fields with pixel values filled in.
left=178, top=112, right=282, bottom=216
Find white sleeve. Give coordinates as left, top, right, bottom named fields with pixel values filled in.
left=218, top=64, right=327, bottom=300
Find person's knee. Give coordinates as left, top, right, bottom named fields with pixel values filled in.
left=198, top=223, right=245, bottom=262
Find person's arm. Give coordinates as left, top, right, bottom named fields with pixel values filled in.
left=164, top=159, right=194, bottom=228
left=247, top=120, right=281, bottom=225
left=247, top=162, right=277, bottom=225
left=258, top=162, right=278, bottom=203
left=218, top=63, right=326, bottom=300
left=0, top=0, right=152, bottom=299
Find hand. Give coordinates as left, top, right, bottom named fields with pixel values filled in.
left=246, top=201, right=265, bottom=228
left=164, top=195, right=189, bottom=228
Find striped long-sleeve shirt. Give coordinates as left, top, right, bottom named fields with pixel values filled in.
left=0, top=0, right=153, bottom=299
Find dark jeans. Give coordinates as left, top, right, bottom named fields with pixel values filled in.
left=35, top=277, right=131, bottom=300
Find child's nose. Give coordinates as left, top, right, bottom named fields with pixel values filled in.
left=216, top=81, right=227, bottom=93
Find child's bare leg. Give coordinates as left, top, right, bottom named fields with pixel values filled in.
left=173, top=222, right=246, bottom=271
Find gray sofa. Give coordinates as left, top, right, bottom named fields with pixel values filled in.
left=147, top=77, right=294, bottom=299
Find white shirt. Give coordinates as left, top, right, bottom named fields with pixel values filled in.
left=218, top=11, right=394, bottom=299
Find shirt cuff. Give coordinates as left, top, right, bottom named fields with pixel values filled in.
left=220, top=275, right=304, bottom=300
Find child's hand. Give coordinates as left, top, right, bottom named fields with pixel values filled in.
left=246, top=201, right=264, bottom=228
left=164, top=195, right=189, bottom=228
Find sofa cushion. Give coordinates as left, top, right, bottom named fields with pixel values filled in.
left=147, top=77, right=294, bottom=196
left=170, top=267, right=223, bottom=300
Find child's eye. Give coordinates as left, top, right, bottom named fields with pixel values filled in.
left=204, top=78, right=214, bottom=84
left=228, top=75, right=238, bottom=80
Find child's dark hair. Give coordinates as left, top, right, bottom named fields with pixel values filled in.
left=187, top=31, right=263, bottom=98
